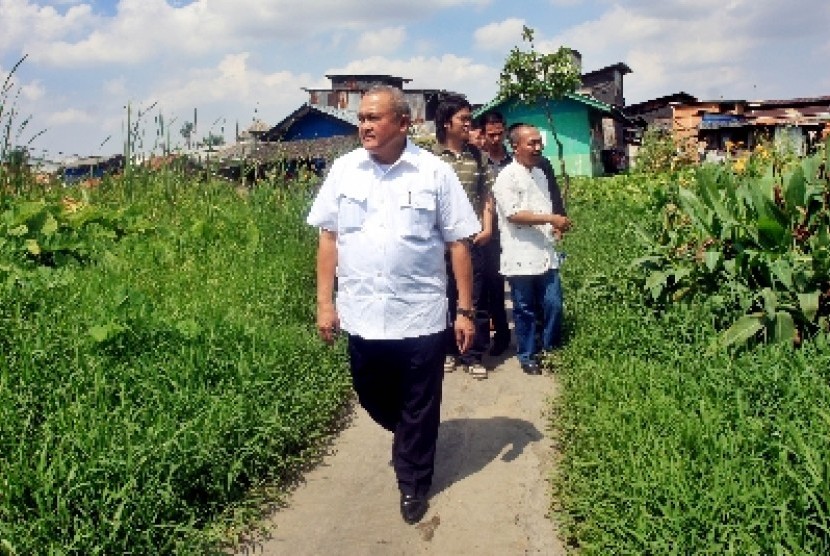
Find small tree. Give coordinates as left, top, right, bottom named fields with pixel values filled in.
left=180, top=121, right=194, bottom=149
left=498, top=26, right=581, bottom=202
left=201, top=132, right=225, bottom=147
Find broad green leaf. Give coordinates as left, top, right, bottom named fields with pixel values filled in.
left=703, top=250, right=722, bottom=272
left=715, top=313, right=765, bottom=351
left=785, top=166, right=807, bottom=212
left=678, top=187, right=713, bottom=235
left=11, top=200, right=47, bottom=227
left=772, top=311, right=795, bottom=345
left=768, top=257, right=794, bottom=289
left=8, top=224, right=28, bottom=237
left=24, top=239, right=40, bottom=255
left=760, top=288, right=778, bottom=318
left=88, top=322, right=126, bottom=343
left=41, top=212, right=58, bottom=236
left=757, top=216, right=787, bottom=248
left=645, top=270, right=667, bottom=299
left=797, top=291, right=821, bottom=323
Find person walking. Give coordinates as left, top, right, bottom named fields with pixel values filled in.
left=306, top=85, right=480, bottom=525
left=479, top=111, right=513, bottom=356
left=491, top=123, right=572, bottom=375
left=432, top=94, right=496, bottom=380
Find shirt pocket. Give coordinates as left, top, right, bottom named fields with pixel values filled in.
left=337, top=190, right=368, bottom=233
left=398, top=189, right=436, bottom=240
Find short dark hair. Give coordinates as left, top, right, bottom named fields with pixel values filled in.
left=434, top=94, right=471, bottom=143
left=480, top=110, right=506, bottom=126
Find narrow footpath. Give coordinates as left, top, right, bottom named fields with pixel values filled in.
left=236, top=346, right=567, bottom=556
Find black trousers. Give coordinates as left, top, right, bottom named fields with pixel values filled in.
left=347, top=330, right=445, bottom=498
left=445, top=244, right=490, bottom=364
left=482, top=237, right=510, bottom=345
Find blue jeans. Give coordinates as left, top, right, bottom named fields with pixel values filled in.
left=507, top=269, right=563, bottom=365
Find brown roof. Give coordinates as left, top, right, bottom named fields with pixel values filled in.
left=214, top=135, right=360, bottom=168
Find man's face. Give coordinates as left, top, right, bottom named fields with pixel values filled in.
left=358, top=92, right=408, bottom=160
left=484, top=121, right=506, bottom=152
left=444, top=107, right=471, bottom=144
left=469, top=128, right=485, bottom=149
left=513, top=127, right=544, bottom=167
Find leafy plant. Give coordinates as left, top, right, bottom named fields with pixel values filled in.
left=632, top=138, right=830, bottom=349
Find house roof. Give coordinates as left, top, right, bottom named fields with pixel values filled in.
left=581, top=62, right=632, bottom=80
left=263, top=103, right=358, bottom=141
left=214, top=135, right=360, bottom=168
left=325, top=74, right=413, bottom=83
left=624, top=92, right=698, bottom=114
left=473, top=92, right=618, bottom=118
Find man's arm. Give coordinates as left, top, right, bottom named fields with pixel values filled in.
left=473, top=193, right=495, bottom=246
left=316, top=229, right=340, bottom=345
left=447, top=239, right=475, bottom=354
left=506, top=210, right=571, bottom=231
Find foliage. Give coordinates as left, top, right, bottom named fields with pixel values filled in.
left=631, top=138, right=830, bottom=350
left=497, top=25, right=581, bottom=200
left=1, top=56, right=47, bottom=195
left=180, top=121, right=195, bottom=149
left=552, top=175, right=830, bottom=554
left=201, top=132, right=226, bottom=147
left=633, top=126, right=692, bottom=175
left=0, top=170, right=352, bottom=554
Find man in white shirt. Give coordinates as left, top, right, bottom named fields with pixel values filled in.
left=491, top=124, right=572, bottom=375
left=307, top=85, right=480, bottom=524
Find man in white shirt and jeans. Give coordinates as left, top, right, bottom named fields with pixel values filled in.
left=307, top=85, right=480, bottom=524
left=491, top=123, right=572, bottom=375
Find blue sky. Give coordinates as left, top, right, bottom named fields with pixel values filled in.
left=2, top=0, right=829, bottom=160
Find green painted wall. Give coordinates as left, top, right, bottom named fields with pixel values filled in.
left=495, top=98, right=603, bottom=177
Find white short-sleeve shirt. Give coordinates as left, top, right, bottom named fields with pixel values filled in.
left=307, top=140, right=481, bottom=340
left=492, top=161, right=560, bottom=277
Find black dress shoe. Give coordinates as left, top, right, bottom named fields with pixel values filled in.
left=521, top=361, right=542, bottom=375
left=400, top=494, right=428, bottom=524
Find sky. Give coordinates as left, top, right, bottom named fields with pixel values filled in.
left=2, top=0, right=829, bottom=160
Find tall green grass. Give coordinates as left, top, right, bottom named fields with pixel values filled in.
left=554, top=175, right=830, bottom=554
left=0, top=171, right=351, bottom=554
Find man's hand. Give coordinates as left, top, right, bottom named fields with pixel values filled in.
left=454, top=315, right=475, bottom=354
left=550, top=214, right=572, bottom=232
left=472, top=229, right=492, bottom=246
left=316, top=302, right=340, bottom=345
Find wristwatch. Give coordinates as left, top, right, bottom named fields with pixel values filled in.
left=457, top=307, right=475, bottom=319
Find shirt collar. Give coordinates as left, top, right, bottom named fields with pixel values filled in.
left=358, top=139, right=421, bottom=171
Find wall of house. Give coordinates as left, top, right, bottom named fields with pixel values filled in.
left=498, top=98, right=602, bottom=177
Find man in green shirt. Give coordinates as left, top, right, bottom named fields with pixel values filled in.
left=432, top=94, right=496, bottom=379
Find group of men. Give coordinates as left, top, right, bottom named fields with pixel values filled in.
left=306, top=86, right=571, bottom=525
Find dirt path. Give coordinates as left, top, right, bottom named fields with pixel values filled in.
left=237, top=349, right=566, bottom=556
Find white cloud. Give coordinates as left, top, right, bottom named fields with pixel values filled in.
left=20, top=80, right=45, bottom=101
left=473, top=18, right=526, bottom=52
left=7, top=0, right=493, bottom=67
left=47, top=107, right=92, bottom=125
left=103, top=77, right=128, bottom=98
left=356, top=27, right=407, bottom=55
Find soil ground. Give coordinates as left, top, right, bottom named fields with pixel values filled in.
left=236, top=337, right=567, bottom=556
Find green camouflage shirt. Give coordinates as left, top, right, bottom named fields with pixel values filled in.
left=432, top=143, right=494, bottom=217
